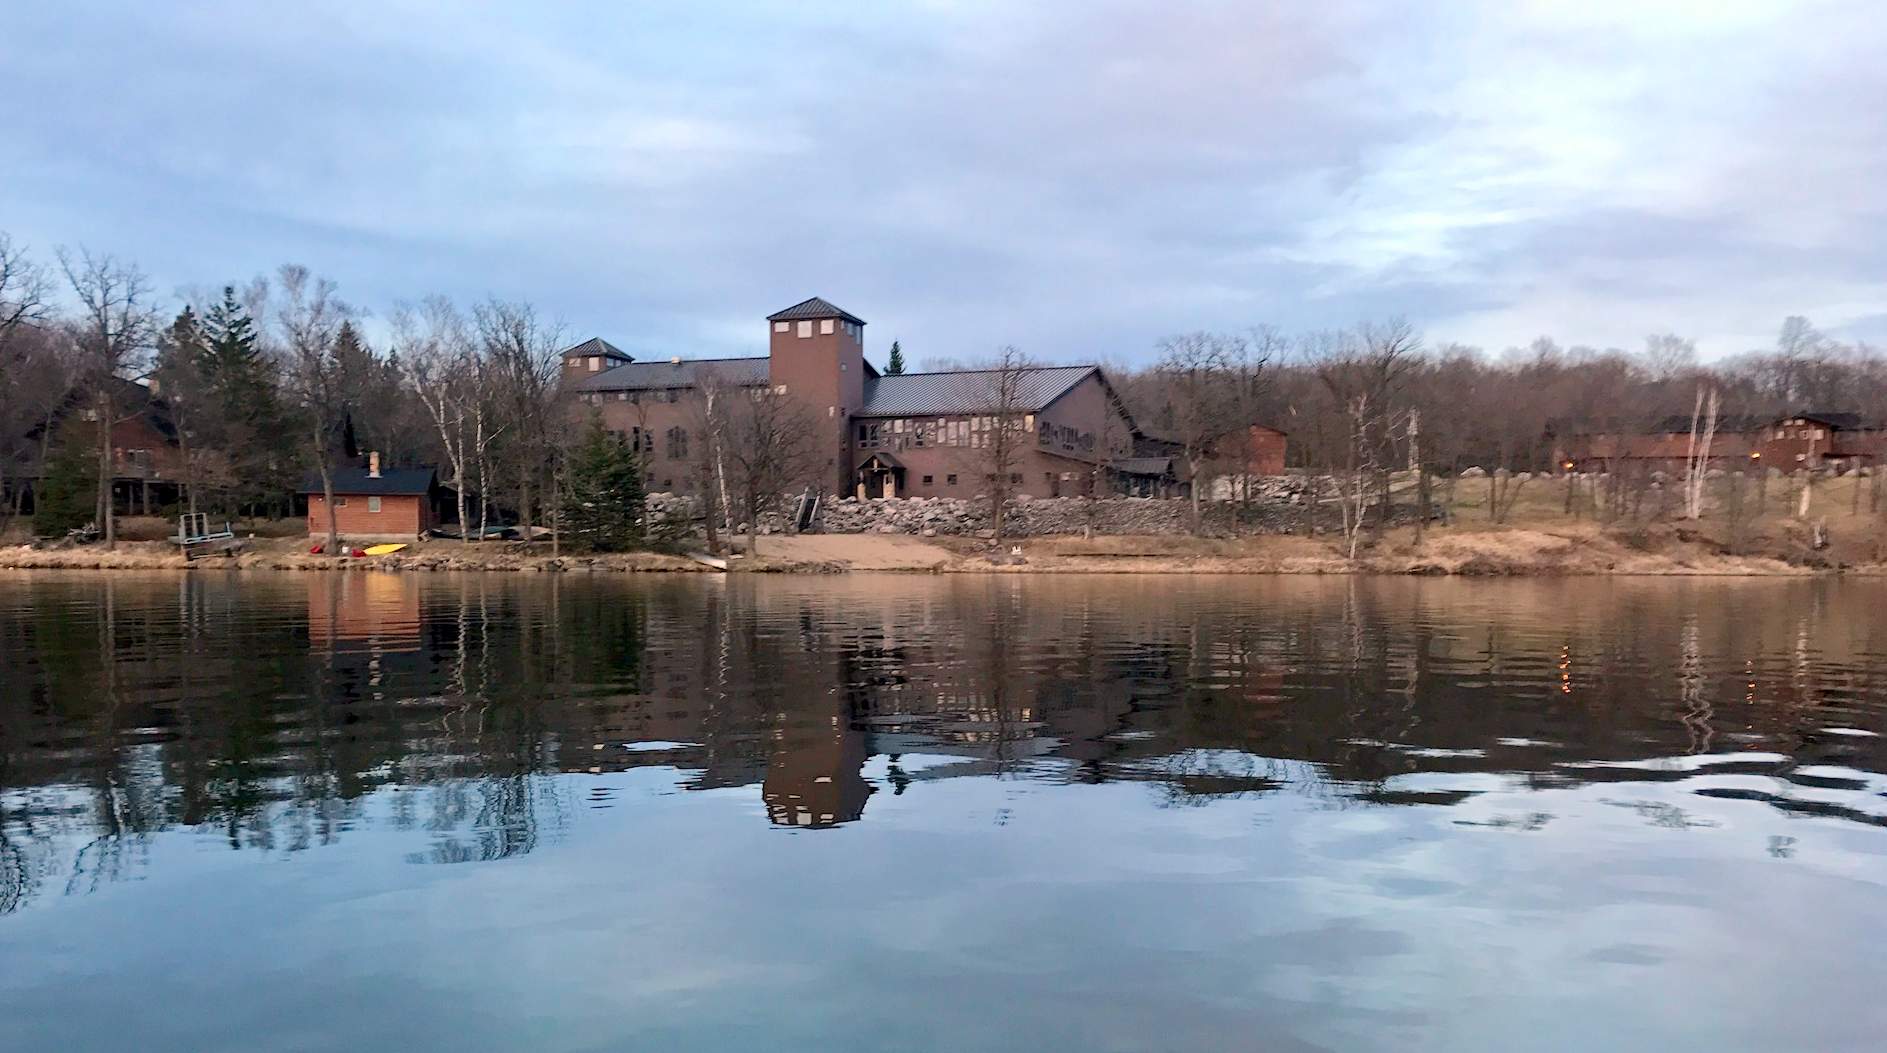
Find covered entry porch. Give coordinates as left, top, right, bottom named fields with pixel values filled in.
left=855, top=452, right=907, bottom=499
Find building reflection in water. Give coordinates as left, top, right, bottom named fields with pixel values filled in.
left=4, top=574, right=1887, bottom=913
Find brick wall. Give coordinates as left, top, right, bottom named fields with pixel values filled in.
left=306, top=493, right=427, bottom=539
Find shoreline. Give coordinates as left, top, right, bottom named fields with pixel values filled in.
left=3, top=527, right=1880, bottom=578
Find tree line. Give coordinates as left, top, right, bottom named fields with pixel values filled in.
left=6, top=228, right=1883, bottom=550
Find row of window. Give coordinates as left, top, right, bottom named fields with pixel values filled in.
left=581, top=389, right=682, bottom=405
left=605, top=426, right=690, bottom=459
left=857, top=414, right=1033, bottom=450
left=912, top=473, right=1022, bottom=488
left=328, top=496, right=383, bottom=512
left=774, top=318, right=862, bottom=341
left=1038, top=421, right=1097, bottom=453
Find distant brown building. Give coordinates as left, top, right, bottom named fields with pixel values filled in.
left=1557, top=412, right=1884, bottom=473
left=1246, top=423, right=1288, bottom=476
left=5, top=379, right=187, bottom=515
left=564, top=296, right=1162, bottom=499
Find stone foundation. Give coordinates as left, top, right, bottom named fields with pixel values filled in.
left=647, top=481, right=1357, bottom=538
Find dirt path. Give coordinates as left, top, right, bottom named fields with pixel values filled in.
left=752, top=533, right=956, bottom=570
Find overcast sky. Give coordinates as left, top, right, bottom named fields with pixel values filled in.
left=4, top=1, right=1883, bottom=367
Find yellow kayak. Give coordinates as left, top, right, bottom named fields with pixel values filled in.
left=362, top=543, right=408, bottom=556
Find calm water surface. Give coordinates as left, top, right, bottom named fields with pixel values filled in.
left=3, top=571, right=1886, bottom=1051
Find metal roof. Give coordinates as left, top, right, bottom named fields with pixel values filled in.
left=766, top=297, right=865, bottom=325
left=562, top=336, right=632, bottom=361
left=857, top=365, right=1096, bottom=418
left=299, top=466, right=436, bottom=495
left=572, top=357, right=770, bottom=392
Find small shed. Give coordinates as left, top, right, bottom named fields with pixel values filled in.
left=300, top=460, right=438, bottom=540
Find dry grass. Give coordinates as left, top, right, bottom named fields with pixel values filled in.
left=6, top=476, right=1885, bottom=577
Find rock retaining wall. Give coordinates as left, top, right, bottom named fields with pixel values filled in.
left=648, top=484, right=1354, bottom=538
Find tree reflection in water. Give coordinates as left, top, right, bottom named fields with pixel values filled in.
left=3, top=573, right=1887, bottom=913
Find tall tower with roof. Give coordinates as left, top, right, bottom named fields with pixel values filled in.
left=767, top=297, right=868, bottom=494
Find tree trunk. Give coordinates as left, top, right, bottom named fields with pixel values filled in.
left=550, top=453, right=562, bottom=557
left=316, top=431, right=339, bottom=555
left=746, top=487, right=759, bottom=555
left=1187, top=455, right=1203, bottom=535
left=96, top=398, right=116, bottom=549
left=1415, top=465, right=1430, bottom=547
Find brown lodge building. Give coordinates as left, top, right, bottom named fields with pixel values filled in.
left=565, top=296, right=1176, bottom=500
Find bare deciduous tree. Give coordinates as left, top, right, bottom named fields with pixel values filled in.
left=720, top=386, right=821, bottom=555
left=475, top=300, right=563, bottom=541
left=1155, top=332, right=1247, bottom=534
left=1682, top=385, right=1720, bottom=520
left=398, top=297, right=479, bottom=542
left=59, top=249, right=159, bottom=549
left=978, top=345, right=1036, bottom=545
left=275, top=264, right=350, bottom=554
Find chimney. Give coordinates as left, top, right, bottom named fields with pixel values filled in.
left=368, top=451, right=381, bottom=479
left=671, top=356, right=682, bottom=365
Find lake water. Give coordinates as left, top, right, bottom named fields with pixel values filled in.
left=2, top=571, right=1886, bottom=1051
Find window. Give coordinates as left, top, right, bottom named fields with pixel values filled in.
left=368, top=496, right=382, bottom=513
left=922, top=475, right=934, bottom=485
left=334, top=497, right=348, bottom=507
left=820, top=319, right=835, bottom=334
left=1009, top=473, right=1023, bottom=484
left=662, top=479, right=673, bottom=489
left=1814, top=429, right=1825, bottom=439
left=947, top=474, right=958, bottom=486
left=797, top=320, right=812, bottom=338
left=774, top=321, right=789, bottom=333
left=858, top=423, right=882, bottom=449
left=666, top=426, right=689, bottom=460
left=587, top=356, right=601, bottom=371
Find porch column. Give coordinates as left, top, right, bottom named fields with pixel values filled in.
left=886, top=473, right=896, bottom=499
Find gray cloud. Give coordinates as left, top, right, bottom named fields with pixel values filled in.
left=1, top=1, right=1881, bottom=364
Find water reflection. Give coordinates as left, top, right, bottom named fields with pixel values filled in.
left=3, top=573, right=1887, bottom=918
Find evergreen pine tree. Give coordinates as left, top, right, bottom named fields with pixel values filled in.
left=886, top=339, right=905, bottom=375
left=154, top=307, right=212, bottom=511
left=201, top=285, right=291, bottom=514
left=34, top=427, right=101, bottom=536
left=560, top=417, right=646, bottom=552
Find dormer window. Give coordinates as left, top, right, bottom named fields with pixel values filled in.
left=587, top=356, right=600, bottom=371
left=797, top=321, right=812, bottom=338
left=820, top=319, right=835, bottom=335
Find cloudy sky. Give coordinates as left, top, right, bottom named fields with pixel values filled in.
left=4, top=1, right=1883, bottom=367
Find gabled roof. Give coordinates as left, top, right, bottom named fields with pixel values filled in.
left=299, top=466, right=436, bottom=495
left=767, top=297, right=865, bottom=325
left=562, top=337, right=632, bottom=362
left=857, top=365, right=1098, bottom=418
left=571, top=357, right=770, bottom=392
